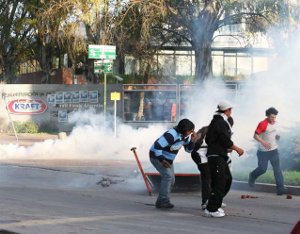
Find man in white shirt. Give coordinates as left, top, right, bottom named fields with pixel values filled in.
left=248, top=107, right=285, bottom=195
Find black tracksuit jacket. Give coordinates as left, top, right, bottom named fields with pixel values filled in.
left=205, top=114, right=233, bottom=158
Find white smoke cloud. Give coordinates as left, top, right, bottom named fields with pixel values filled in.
left=1, top=30, right=300, bottom=182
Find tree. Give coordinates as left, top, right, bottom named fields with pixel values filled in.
left=121, top=0, right=287, bottom=83
left=115, top=1, right=169, bottom=83
left=0, top=1, right=36, bottom=83
left=35, top=0, right=123, bottom=83
left=268, top=0, right=300, bottom=54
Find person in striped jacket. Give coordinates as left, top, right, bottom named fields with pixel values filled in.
left=150, top=118, right=197, bottom=209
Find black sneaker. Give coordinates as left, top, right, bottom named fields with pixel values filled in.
left=156, top=202, right=174, bottom=209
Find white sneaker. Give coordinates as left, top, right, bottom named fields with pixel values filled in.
left=203, top=209, right=225, bottom=218
left=218, top=208, right=225, bottom=214
left=202, top=202, right=226, bottom=211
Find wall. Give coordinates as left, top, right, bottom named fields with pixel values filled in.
left=0, top=84, right=123, bottom=132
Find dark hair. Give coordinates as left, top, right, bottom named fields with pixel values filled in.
left=175, top=118, right=195, bottom=134
left=228, top=116, right=234, bottom=127
left=265, top=107, right=278, bottom=116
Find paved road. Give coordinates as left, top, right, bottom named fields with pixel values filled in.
left=0, top=134, right=299, bottom=234
left=0, top=160, right=299, bottom=234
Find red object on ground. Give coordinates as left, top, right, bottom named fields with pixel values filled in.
left=286, top=194, right=293, bottom=199
left=290, top=220, right=300, bottom=234
left=241, top=194, right=258, bottom=199
left=130, top=147, right=152, bottom=196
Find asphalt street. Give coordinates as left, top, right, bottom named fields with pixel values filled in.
left=0, top=134, right=299, bottom=234
left=0, top=160, right=299, bottom=234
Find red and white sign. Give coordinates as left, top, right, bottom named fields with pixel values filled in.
left=7, top=99, right=47, bottom=115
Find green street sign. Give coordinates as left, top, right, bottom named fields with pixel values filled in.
left=88, top=45, right=116, bottom=59
left=94, top=60, right=113, bottom=74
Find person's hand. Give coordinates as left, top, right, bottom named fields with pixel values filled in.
left=262, top=141, right=271, bottom=150
left=191, top=131, right=200, bottom=143
left=236, top=147, right=244, bottom=157
left=275, top=135, right=280, bottom=140
left=161, top=160, right=171, bottom=168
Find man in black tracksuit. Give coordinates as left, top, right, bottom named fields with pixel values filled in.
left=204, top=101, right=244, bottom=217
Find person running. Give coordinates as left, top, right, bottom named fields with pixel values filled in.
left=248, top=107, right=285, bottom=195
left=149, top=118, right=197, bottom=209
left=204, top=101, right=244, bottom=218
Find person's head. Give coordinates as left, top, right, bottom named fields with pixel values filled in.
left=265, top=107, right=278, bottom=124
left=175, top=118, right=195, bottom=137
left=227, top=116, right=234, bottom=127
left=217, top=100, right=233, bottom=118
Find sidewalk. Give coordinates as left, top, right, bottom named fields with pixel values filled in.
left=1, top=133, right=300, bottom=196
left=0, top=133, right=58, bottom=146
left=232, top=180, right=300, bottom=196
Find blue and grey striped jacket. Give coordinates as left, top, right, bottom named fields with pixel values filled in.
left=149, top=128, right=194, bottom=163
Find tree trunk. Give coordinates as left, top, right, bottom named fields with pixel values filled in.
left=3, top=61, right=16, bottom=83
left=193, top=42, right=213, bottom=83
left=190, top=5, right=219, bottom=83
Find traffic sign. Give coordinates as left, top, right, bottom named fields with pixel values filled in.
left=94, top=60, right=113, bottom=74
left=111, top=92, right=121, bottom=101
left=88, top=45, right=116, bottom=59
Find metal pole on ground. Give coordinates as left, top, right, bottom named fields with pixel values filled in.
left=130, top=147, right=152, bottom=196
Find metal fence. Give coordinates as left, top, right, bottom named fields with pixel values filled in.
left=122, top=82, right=243, bottom=124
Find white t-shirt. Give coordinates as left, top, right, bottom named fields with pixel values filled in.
left=255, top=118, right=278, bottom=152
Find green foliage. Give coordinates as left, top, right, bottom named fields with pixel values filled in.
left=1, top=0, right=298, bottom=83
left=9, top=121, right=39, bottom=134
left=232, top=170, right=300, bottom=186
left=38, top=121, right=59, bottom=134
left=8, top=120, right=59, bottom=134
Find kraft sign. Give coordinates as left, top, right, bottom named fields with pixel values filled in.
left=7, top=99, right=47, bottom=115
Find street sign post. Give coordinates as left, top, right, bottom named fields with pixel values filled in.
left=111, top=92, right=121, bottom=137
left=89, top=45, right=116, bottom=115
left=94, top=60, right=113, bottom=74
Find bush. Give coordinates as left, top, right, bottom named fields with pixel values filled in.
left=38, top=121, right=59, bottom=134
left=9, top=121, right=39, bottom=134
left=232, top=170, right=300, bottom=186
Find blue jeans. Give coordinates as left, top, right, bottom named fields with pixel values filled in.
left=150, top=157, right=175, bottom=204
left=250, top=149, right=284, bottom=192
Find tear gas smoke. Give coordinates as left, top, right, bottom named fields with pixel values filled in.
left=0, top=108, right=165, bottom=167
left=0, top=30, right=300, bottom=181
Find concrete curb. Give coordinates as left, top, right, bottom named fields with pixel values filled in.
left=232, top=180, right=300, bottom=196
left=146, top=174, right=300, bottom=195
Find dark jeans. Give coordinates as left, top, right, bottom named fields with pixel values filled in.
left=197, top=163, right=211, bottom=204
left=206, top=156, right=232, bottom=212
left=249, top=149, right=284, bottom=192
